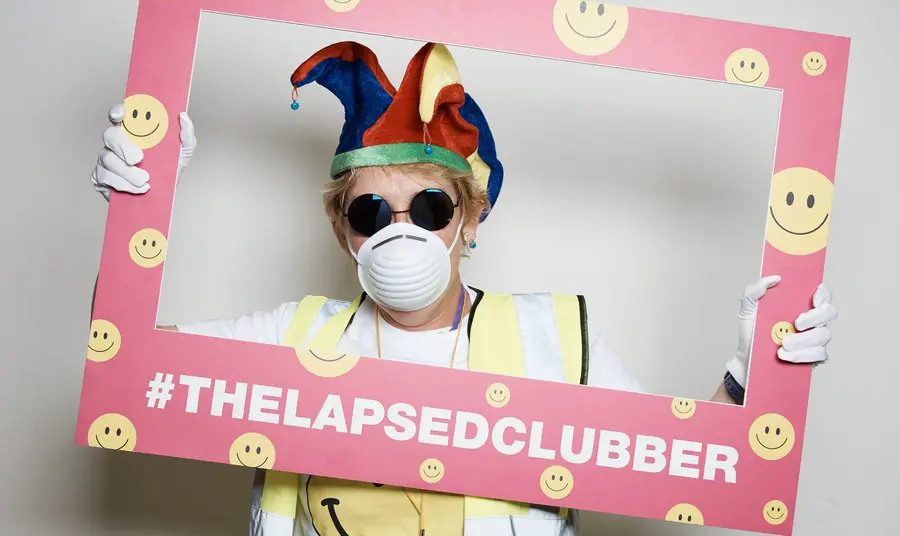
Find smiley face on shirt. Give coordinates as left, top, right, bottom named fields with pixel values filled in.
left=307, top=476, right=453, bottom=535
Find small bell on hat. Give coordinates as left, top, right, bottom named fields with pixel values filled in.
left=290, top=41, right=504, bottom=221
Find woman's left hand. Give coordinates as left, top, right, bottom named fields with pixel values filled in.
left=726, top=276, right=837, bottom=389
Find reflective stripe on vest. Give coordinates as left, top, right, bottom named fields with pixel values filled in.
left=254, top=290, right=588, bottom=535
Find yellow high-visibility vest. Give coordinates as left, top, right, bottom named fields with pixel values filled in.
left=252, top=289, right=589, bottom=535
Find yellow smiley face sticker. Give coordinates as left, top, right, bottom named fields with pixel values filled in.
left=671, top=398, right=696, bottom=419
left=552, top=1, right=629, bottom=56
left=539, top=465, right=573, bottom=500
left=229, top=432, right=276, bottom=469
left=749, top=413, right=796, bottom=460
left=87, top=319, right=121, bottom=362
left=128, top=228, right=167, bottom=268
left=803, top=51, right=827, bottom=76
left=766, top=167, right=834, bottom=256
left=764, top=500, right=789, bottom=525
left=486, top=382, right=510, bottom=408
left=771, top=321, right=796, bottom=346
left=121, top=94, right=169, bottom=150
left=296, top=347, right=361, bottom=378
left=724, top=48, right=770, bottom=86
left=87, top=413, right=136, bottom=451
left=324, top=0, right=359, bottom=12
left=419, top=458, right=444, bottom=484
left=665, top=503, right=704, bottom=525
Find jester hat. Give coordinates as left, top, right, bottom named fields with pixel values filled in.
left=291, top=41, right=503, bottom=220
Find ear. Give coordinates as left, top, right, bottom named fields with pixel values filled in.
left=462, top=201, right=484, bottom=243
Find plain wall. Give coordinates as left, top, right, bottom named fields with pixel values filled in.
left=1, top=1, right=897, bottom=535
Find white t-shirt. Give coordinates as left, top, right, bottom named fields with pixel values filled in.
left=176, top=288, right=643, bottom=536
left=177, top=289, right=643, bottom=392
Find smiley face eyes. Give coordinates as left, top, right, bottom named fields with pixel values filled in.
left=130, top=110, right=152, bottom=120
left=102, top=426, right=122, bottom=436
left=770, top=506, right=782, bottom=512
left=578, top=2, right=604, bottom=15
left=549, top=473, right=565, bottom=482
left=739, top=60, right=757, bottom=69
left=677, top=514, right=693, bottom=522
left=785, top=192, right=816, bottom=208
left=763, top=426, right=782, bottom=435
left=141, top=239, right=158, bottom=247
left=92, top=331, right=109, bottom=339
left=493, top=389, right=504, bottom=395
left=244, top=445, right=263, bottom=454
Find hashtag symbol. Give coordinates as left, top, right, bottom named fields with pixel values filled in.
left=146, top=372, right=176, bottom=409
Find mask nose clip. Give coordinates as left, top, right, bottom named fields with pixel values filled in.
left=372, top=234, right=428, bottom=250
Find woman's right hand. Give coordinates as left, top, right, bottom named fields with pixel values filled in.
left=90, top=104, right=196, bottom=201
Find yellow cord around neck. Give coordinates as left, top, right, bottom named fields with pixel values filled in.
left=373, top=294, right=468, bottom=535
left=373, top=296, right=467, bottom=368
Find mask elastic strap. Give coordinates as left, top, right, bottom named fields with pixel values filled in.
left=446, top=220, right=464, bottom=254
left=348, top=220, right=465, bottom=261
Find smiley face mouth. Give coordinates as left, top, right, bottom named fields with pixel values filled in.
left=755, top=434, right=789, bottom=451
left=321, top=498, right=351, bottom=536
left=488, top=394, right=507, bottom=403
left=565, top=14, right=617, bottom=39
left=235, top=453, right=269, bottom=468
left=673, top=405, right=693, bottom=415
left=731, top=68, right=763, bottom=84
left=769, top=206, right=829, bottom=236
left=134, top=246, right=162, bottom=260
left=773, top=333, right=785, bottom=343
left=766, top=511, right=786, bottom=521
left=122, top=121, right=160, bottom=138
left=309, top=350, right=348, bottom=363
left=805, top=61, right=824, bottom=71
left=88, top=342, right=115, bottom=353
left=543, top=480, right=569, bottom=493
left=94, top=435, right=129, bottom=450
left=422, top=469, right=442, bottom=479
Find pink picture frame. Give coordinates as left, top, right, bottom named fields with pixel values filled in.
left=77, top=1, right=850, bottom=534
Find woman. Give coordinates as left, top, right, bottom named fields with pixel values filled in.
left=90, top=41, right=837, bottom=536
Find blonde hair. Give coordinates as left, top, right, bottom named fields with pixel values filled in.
left=324, top=162, right=490, bottom=255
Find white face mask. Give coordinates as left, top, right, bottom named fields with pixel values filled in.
left=349, top=221, right=462, bottom=312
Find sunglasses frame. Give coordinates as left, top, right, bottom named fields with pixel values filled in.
left=342, top=188, right=461, bottom=237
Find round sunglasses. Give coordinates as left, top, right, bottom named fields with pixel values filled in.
left=343, top=188, right=460, bottom=237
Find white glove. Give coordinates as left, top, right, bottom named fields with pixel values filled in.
left=91, top=104, right=196, bottom=201
left=726, top=276, right=837, bottom=388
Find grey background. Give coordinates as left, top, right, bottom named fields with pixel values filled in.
left=1, top=1, right=896, bottom=535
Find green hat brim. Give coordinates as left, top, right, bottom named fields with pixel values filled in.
left=330, top=143, right=472, bottom=178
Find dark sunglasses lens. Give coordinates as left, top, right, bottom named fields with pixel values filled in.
left=347, top=194, right=391, bottom=237
left=410, top=189, right=455, bottom=231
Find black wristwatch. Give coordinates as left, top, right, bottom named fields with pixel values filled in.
left=723, top=371, right=745, bottom=405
